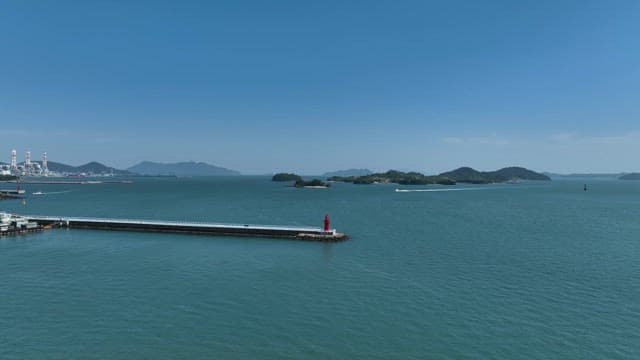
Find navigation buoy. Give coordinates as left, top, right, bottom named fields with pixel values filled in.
left=324, top=214, right=330, bottom=232
left=584, top=184, right=588, bottom=192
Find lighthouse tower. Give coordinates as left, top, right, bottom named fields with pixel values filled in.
left=10, top=149, right=17, bottom=170
left=42, top=152, right=48, bottom=175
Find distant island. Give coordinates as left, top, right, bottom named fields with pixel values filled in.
left=272, top=173, right=303, bottom=182
left=329, top=170, right=455, bottom=185
left=438, top=166, right=550, bottom=184
left=322, top=169, right=373, bottom=178
left=619, top=173, right=640, bottom=180
left=329, top=166, right=549, bottom=185
left=294, top=179, right=330, bottom=188
left=272, top=173, right=329, bottom=188
left=127, top=161, right=240, bottom=176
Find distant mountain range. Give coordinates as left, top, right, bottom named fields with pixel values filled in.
left=322, top=169, right=373, bottom=177
left=127, top=161, right=240, bottom=176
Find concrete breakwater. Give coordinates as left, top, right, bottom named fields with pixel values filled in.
left=24, top=215, right=349, bottom=242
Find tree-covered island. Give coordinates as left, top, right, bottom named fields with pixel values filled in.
left=272, top=173, right=303, bottom=182
left=328, top=167, right=549, bottom=185
left=294, top=179, right=330, bottom=188
left=329, top=170, right=455, bottom=185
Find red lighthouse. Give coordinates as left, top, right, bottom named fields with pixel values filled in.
left=323, top=214, right=330, bottom=232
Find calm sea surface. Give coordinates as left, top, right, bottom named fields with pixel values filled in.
left=1, top=177, right=639, bottom=359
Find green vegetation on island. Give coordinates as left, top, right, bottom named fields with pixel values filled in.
left=328, top=167, right=549, bottom=185
left=294, top=179, right=330, bottom=188
left=438, top=167, right=550, bottom=183
left=329, top=170, right=455, bottom=185
left=322, top=169, right=373, bottom=178
left=272, top=173, right=303, bottom=182
left=619, top=173, right=640, bottom=180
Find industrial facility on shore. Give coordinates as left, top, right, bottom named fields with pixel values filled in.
left=0, top=149, right=51, bottom=177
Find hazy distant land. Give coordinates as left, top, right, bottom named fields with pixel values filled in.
left=127, top=161, right=240, bottom=176
left=544, top=172, right=627, bottom=180
left=619, top=173, right=640, bottom=180
left=3, top=158, right=637, bottom=180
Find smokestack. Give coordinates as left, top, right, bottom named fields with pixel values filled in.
left=43, top=152, right=48, bottom=173
left=10, top=149, right=17, bottom=169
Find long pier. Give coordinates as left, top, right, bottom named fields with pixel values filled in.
left=23, top=215, right=349, bottom=242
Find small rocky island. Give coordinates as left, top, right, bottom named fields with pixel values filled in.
left=272, top=173, right=329, bottom=188
left=272, top=173, right=303, bottom=182
left=328, top=166, right=549, bottom=185
left=294, top=179, right=330, bottom=188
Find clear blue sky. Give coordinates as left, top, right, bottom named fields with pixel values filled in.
left=1, top=1, right=639, bottom=174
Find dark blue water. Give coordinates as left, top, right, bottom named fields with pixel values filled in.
left=1, top=177, right=639, bottom=359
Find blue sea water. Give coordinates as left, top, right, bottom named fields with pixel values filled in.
left=1, top=177, right=639, bottom=359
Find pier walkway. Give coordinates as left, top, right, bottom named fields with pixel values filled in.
left=24, top=215, right=348, bottom=241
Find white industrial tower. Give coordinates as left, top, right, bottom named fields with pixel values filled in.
left=42, top=152, right=48, bottom=174
left=10, top=149, right=17, bottom=169
left=25, top=150, right=31, bottom=166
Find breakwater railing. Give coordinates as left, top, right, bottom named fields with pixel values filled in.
left=24, top=215, right=348, bottom=241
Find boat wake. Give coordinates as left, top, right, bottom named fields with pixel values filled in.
left=32, top=190, right=72, bottom=195
left=395, top=188, right=486, bottom=193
